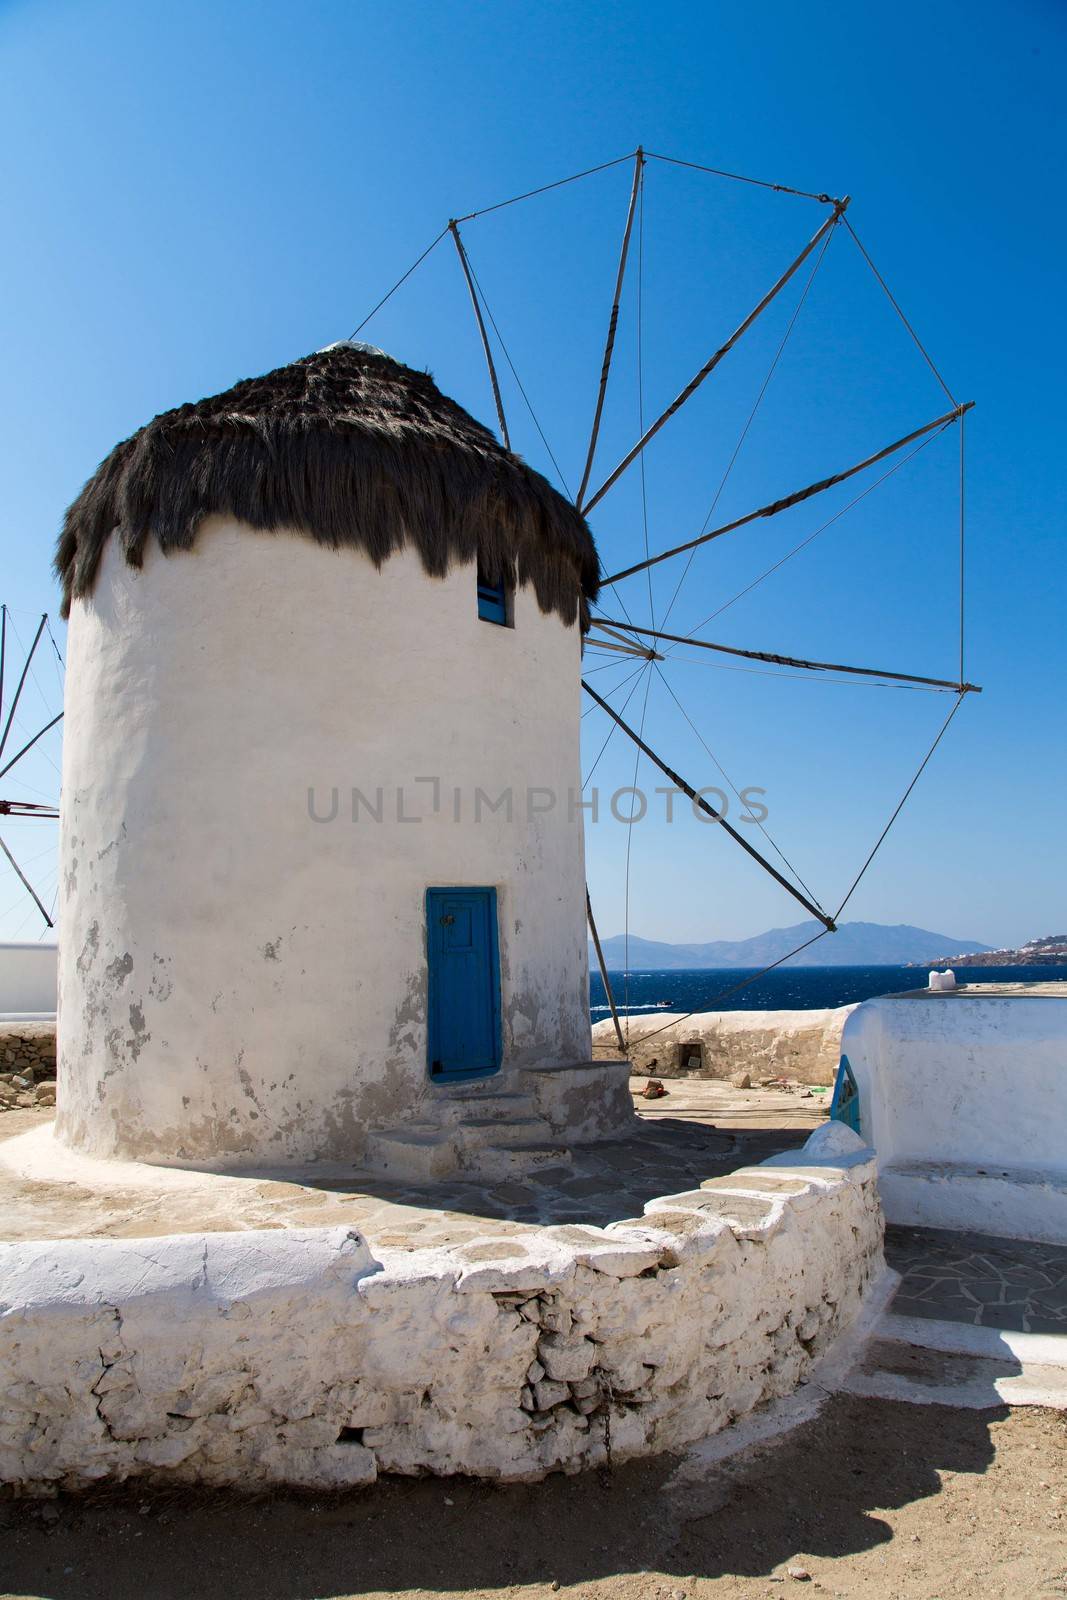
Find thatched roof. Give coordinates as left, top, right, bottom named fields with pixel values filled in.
left=56, top=343, right=600, bottom=627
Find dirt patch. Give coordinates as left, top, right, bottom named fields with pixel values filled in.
left=1, top=1396, right=1064, bottom=1599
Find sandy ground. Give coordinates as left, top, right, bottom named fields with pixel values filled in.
left=1, top=1395, right=1064, bottom=1600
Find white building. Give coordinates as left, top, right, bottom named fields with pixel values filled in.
left=54, top=343, right=632, bottom=1174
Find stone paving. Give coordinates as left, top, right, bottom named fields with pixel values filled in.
left=0, top=1078, right=827, bottom=1247
left=885, top=1223, right=1067, bottom=1335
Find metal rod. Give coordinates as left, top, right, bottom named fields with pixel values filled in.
left=0, top=711, right=65, bottom=783
left=584, top=638, right=659, bottom=660
left=581, top=678, right=835, bottom=930
left=585, top=621, right=661, bottom=659
left=589, top=618, right=981, bottom=693
left=603, top=401, right=973, bottom=585
left=0, top=614, right=47, bottom=762
left=576, top=147, right=645, bottom=510
left=448, top=220, right=511, bottom=450
left=0, top=832, right=54, bottom=928
left=586, top=888, right=627, bottom=1054
left=582, top=201, right=850, bottom=515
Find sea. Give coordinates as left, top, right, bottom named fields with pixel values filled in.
left=589, top=964, right=1067, bottom=1021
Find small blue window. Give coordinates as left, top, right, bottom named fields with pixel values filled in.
left=477, top=565, right=509, bottom=626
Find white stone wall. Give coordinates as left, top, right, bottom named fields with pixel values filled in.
left=842, top=990, right=1067, bottom=1240
left=0, top=1129, right=883, bottom=1492
left=0, top=943, right=57, bottom=1016
left=594, top=1007, right=854, bottom=1086
left=56, top=523, right=591, bottom=1167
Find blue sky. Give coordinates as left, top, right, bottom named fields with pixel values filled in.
left=1, top=0, right=1063, bottom=947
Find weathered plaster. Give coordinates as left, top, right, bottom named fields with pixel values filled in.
left=56, top=524, right=610, bottom=1172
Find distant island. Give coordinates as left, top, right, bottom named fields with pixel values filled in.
left=917, top=933, right=1067, bottom=968
left=591, top=919, right=993, bottom=971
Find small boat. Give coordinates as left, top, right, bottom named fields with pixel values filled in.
left=655, top=999, right=672, bottom=1008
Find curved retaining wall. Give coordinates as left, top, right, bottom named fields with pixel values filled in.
left=0, top=1126, right=882, bottom=1492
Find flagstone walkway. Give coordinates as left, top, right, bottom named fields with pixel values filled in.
left=0, top=1078, right=826, bottom=1248
left=885, top=1222, right=1067, bottom=1335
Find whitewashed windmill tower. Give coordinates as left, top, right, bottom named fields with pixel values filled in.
left=54, top=343, right=633, bottom=1175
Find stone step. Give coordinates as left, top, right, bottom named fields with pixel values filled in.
left=458, top=1115, right=550, bottom=1148
left=364, top=1127, right=456, bottom=1182
left=520, top=1057, right=628, bottom=1078
left=436, top=1090, right=539, bottom=1126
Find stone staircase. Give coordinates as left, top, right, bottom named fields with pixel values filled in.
left=363, top=1057, right=633, bottom=1182
left=363, top=1075, right=573, bottom=1182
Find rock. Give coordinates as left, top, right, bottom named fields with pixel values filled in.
left=795, top=1309, right=820, bottom=1342
left=16, top=1093, right=35, bottom=1107
left=786, top=1568, right=811, bottom=1582
left=11, top=1076, right=31, bottom=1090
left=519, top=1386, right=535, bottom=1411
left=539, top=1305, right=572, bottom=1335
left=532, top=1378, right=570, bottom=1412
left=538, top=1332, right=596, bottom=1383
left=526, top=1359, right=546, bottom=1384
left=35, top=1083, right=57, bottom=1104
left=727, top=1071, right=751, bottom=1089
left=801, top=1120, right=866, bottom=1159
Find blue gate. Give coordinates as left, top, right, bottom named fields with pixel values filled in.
left=426, top=887, right=502, bottom=1082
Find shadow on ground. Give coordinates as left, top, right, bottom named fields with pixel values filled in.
left=0, top=1395, right=1027, bottom=1600
left=293, top=1114, right=814, bottom=1233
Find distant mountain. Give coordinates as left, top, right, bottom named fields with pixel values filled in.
left=921, top=933, right=1067, bottom=968
left=590, top=920, right=994, bottom=971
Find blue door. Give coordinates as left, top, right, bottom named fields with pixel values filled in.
left=426, top=887, right=502, bottom=1081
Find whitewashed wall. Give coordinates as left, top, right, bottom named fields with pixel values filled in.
left=842, top=991, right=1067, bottom=1241
left=0, top=1127, right=883, bottom=1492
left=57, top=522, right=591, bottom=1167
left=0, top=943, right=57, bottom=1016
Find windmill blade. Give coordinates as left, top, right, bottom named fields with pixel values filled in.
left=0, top=614, right=47, bottom=761
left=0, top=833, right=54, bottom=929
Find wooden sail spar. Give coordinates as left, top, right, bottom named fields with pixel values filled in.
left=587, top=618, right=982, bottom=695
left=601, top=402, right=973, bottom=586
